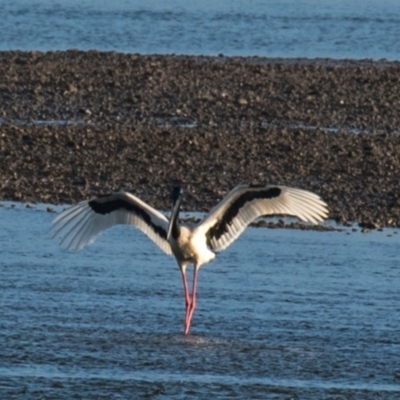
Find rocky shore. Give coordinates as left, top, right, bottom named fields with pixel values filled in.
left=1, top=51, right=400, bottom=228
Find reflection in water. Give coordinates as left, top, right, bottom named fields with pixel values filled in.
left=0, top=204, right=399, bottom=399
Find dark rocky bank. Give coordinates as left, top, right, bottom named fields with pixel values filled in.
left=1, top=50, right=400, bottom=228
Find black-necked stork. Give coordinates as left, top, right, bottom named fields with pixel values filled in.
left=52, top=184, right=328, bottom=334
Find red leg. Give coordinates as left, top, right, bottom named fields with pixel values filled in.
left=184, top=268, right=198, bottom=335
left=181, top=271, right=191, bottom=330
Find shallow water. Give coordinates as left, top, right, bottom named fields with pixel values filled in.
left=1, top=203, right=400, bottom=399
left=1, top=0, right=400, bottom=59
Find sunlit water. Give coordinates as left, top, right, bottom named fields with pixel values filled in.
left=1, top=0, right=400, bottom=59
left=1, top=203, right=400, bottom=399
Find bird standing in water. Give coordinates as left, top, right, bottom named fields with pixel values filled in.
left=52, top=184, right=328, bottom=334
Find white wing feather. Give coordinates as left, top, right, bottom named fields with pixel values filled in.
left=195, top=185, right=328, bottom=252
left=52, top=192, right=172, bottom=255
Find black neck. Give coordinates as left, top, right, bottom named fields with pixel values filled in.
left=170, top=210, right=181, bottom=240
left=167, top=193, right=182, bottom=240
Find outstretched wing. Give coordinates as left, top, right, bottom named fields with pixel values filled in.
left=52, top=192, right=172, bottom=254
left=194, top=184, right=328, bottom=253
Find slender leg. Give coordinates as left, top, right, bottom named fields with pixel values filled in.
left=181, top=271, right=191, bottom=330
left=184, top=267, right=198, bottom=335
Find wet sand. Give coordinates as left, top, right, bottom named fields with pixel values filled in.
left=1, top=51, right=400, bottom=227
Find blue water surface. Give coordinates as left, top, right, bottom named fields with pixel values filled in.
left=1, top=0, right=400, bottom=59
left=0, top=203, right=399, bottom=399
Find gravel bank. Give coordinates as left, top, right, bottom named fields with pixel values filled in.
left=1, top=51, right=400, bottom=228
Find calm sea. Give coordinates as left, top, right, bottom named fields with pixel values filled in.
left=1, top=0, right=400, bottom=59
left=1, top=203, right=400, bottom=399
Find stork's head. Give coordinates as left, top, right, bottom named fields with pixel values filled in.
left=171, top=186, right=183, bottom=206
left=167, top=187, right=183, bottom=241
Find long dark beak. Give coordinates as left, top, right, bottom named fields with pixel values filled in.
left=167, top=196, right=181, bottom=241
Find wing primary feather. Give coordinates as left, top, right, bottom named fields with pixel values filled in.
left=84, top=213, right=104, bottom=247
left=69, top=212, right=99, bottom=250
left=68, top=212, right=93, bottom=250
left=53, top=208, right=87, bottom=244
left=52, top=203, right=86, bottom=225
left=59, top=213, right=87, bottom=249
left=286, top=190, right=328, bottom=222
left=52, top=206, right=88, bottom=239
